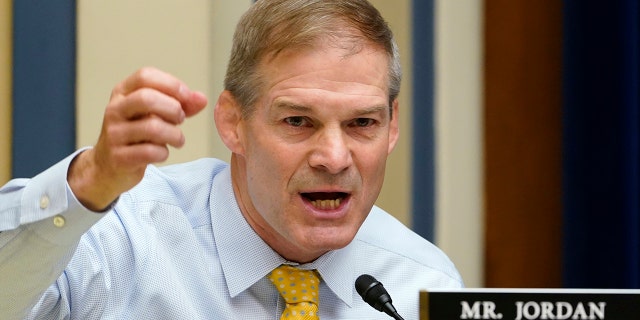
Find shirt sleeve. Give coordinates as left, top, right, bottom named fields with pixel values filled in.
left=0, top=149, right=109, bottom=319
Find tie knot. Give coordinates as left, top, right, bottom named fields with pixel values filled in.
left=269, top=265, right=320, bottom=319
left=269, top=265, right=320, bottom=304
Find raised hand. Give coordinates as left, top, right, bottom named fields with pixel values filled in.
left=68, top=68, right=208, bottom=211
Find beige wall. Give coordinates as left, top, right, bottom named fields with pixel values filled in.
left=368, top=0, right=413, bottom=226
left=0, top=0, right=11, bottom=183
left=435, top=0, right=484, bottom=287
left=77, top=0, right=413, bottom=225
left=76, top=0, right=252, bottom=164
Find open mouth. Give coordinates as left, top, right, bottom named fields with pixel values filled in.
left=301, top=192, right=349, bottom=210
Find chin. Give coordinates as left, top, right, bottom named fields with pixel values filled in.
left=303, top=228, right=357, bottom=251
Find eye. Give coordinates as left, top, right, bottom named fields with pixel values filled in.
left=350, top=118, right=376, bottom=127
left=284, top=116, right=309, bottom=127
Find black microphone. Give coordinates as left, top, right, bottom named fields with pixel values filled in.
left=355, top=274, right=404, bottom=320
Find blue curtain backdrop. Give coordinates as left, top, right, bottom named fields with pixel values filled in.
left=563, top=0, right=640, bottom=288
left=411, top=0, right=436, bottom=242
left=12, top=0, right=77, bottom=178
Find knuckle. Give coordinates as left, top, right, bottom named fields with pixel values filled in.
left=134, top=88, right=155, bottom=105
left=157, top=147, right=170, bottom=162
left=142, top=144, right=169, bottom=162
left=103, top=126, right=126, bottom=147
left=104, top=124, right=119, bottom=139
left=110, top=87, right=120, bottom=100
left=145, top=117, right=167, bottom=136
left=143, top=118, right=159, bottom=135
left=135, top=66, right=155, bottom=80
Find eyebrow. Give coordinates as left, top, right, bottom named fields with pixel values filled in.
left=273, top=101, right=390, bottom=117
left=357, top=105, right=390, bottom=116
left=273, top=101, right=311, bottom=112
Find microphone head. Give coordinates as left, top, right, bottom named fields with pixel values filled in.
left=355, top=274, right=377, bottom=296
left=355, top=274, right=393, bottom=312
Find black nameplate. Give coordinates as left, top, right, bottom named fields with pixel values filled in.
left=419, top=289, right=640, bottom=320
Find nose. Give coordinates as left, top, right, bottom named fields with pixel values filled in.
left=308, top=126, right=353, bottom=174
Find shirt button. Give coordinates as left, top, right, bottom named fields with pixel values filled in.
left=53, top=215, right=66, bottom=228
left=39, top=195, right=50, bottom=209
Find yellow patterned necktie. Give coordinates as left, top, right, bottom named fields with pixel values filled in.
left=268, top=265, right=321, bottom=319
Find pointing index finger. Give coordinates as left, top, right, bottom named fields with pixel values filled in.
left=117, top=67, right=190, bottom=100
left=114, top=67, right=207, bottom=118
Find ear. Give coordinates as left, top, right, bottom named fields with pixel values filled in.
left=214, top=90, right=245, bottom=155
left=387, top=99, right=400, bottom=155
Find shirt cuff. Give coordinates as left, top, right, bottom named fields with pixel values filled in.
left=22, top=148, right=114, bottom=246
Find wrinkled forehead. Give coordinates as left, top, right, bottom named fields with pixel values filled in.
left=254, top=42, right=391, bottom=119
left=259, top=36, right=391, bottom=90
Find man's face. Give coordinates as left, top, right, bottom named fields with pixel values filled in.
left=228, top=40, right=399, bottom=263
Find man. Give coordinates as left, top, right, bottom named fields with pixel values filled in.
left=0, top=0, right=462, bottom=318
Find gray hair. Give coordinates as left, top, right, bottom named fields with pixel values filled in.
left=224, top=0, right=402, bottom=117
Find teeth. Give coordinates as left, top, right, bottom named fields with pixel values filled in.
left=310, top=198, right=342, bottom=210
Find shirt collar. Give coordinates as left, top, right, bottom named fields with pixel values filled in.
left=210, top=166, right=355, bottom=306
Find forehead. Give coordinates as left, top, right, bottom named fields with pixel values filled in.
left=258, top=39, right=390, bottom=101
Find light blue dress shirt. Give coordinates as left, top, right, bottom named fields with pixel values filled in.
left=0, top=151, right=463, bottom=319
